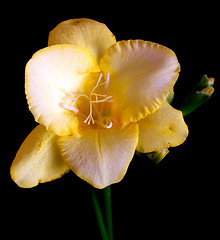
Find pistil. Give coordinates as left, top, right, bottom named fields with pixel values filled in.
left=61, top=72, right=113, bottom=129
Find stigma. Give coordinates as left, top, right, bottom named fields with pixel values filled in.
left=61, top=72, right=114, bottom=129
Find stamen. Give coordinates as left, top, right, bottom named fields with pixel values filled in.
left=91, top=93, right=108, bottom=98
left=61, top=72, right=113, bottom=127
left=84, top=102, right=95, bottom=125
left=61, top=102, right=79, bottom=113
left=106, top=121, right=113, bottom=129
left=91, top=72, right=103, bottom=95
left=105, top=72, right=110, bottom=92
left=91, top=96, right=113, bottom=103
left=61, top=93, right=89, bottom=113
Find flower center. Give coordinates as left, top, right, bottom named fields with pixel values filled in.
left=61, top=72, right=114, bottom=129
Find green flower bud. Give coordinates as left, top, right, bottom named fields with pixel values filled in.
left=166, top=89, right=174, bottom=104
left=146, top=148, right=169, bottom=164
left=181, top=86, right=214, bottom=116
left=180, top=75, right=215, bottom=116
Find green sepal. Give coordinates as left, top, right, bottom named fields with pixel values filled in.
left=166, top=89, right=174, bottom=104
left=135, top=149, right=169, bottom=165
left=146, top=149, right=170, bottom=164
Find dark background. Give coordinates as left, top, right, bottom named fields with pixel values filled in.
left=4, top=2, right=219, bottom=239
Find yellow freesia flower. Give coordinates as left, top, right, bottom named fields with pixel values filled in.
left=10, top=19, right=188, bottom=189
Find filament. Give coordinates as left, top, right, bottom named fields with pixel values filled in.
left=61, top=72, right=113, bottom=127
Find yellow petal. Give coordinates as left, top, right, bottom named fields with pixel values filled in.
left=48, top=18, right=116, bottom=62
left=58, top=123, right=138, bottom=189
left=10, top=125, right=69, bottom=188
left=137, top=101, right=188, bottom=153
left=25, top=44, right=100, bottom=136
left=100, top=40, right=180, bottom=122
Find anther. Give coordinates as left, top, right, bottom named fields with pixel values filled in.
left=105, top=72, right=110, bottom=92
left=61, top=102, right=79, bottom=113
left=106, top=121, right=113, bottom=129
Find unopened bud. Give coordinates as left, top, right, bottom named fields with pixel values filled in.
left=181, top=86, right=214, bottom=116
left=146, top=149, right=169, bottom=164
left=180, top=75, right=215, bottom=116
left=195, top=75, right=214, bottom=90
left=166, top=89, right=174, bottom=104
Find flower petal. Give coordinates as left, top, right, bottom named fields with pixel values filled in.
left=100, top=40, right=180, bottom=122
left=58, top=123, right=139, bottom=189
left=48, top=18, right=116, bottom=62
left=25, top=44, right=100, bottom=136
left=136, top=101, right=188, bottom=153
left=10, top=125, right=69, bottom=188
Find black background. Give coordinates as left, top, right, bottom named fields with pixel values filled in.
left=4, top=2, right=219, bottom=239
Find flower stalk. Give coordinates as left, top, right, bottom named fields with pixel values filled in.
left=90, top=186, right=114, bottom=240
left=90, top=187, right=109, bottom=240
left=103, top=187, right=113, bottom=240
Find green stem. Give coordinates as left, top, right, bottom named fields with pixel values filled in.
left=90, top=187, right=109, bottom=240
left=103, top=186, right=113, bottom=240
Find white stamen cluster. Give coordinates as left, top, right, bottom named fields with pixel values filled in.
left=61, top=72, right=113, bottom=126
